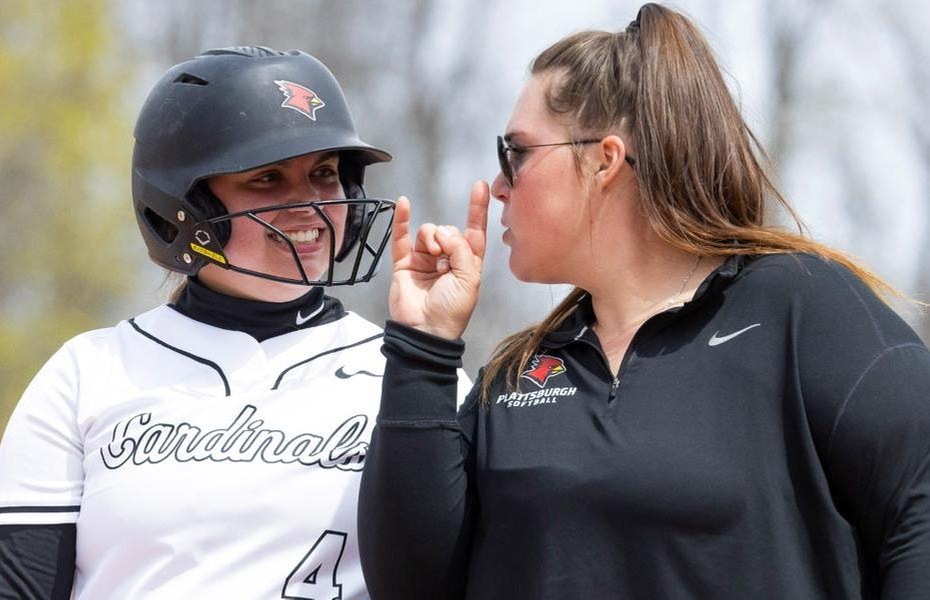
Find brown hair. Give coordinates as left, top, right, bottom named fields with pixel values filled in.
left=480, top=3, right=898, bottom=402
left=166, top=272, right=187, bottom=303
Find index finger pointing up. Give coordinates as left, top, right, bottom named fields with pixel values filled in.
left=464, top=180, right=490, bottom=260
left=391, top=196, right=412, bottom=265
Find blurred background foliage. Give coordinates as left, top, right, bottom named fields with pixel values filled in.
left=1, top=0, right=138, bottom=431
left=2, top=0, right=928, bottom=433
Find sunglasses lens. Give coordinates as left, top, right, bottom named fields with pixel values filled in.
left=497, top=136, right=513, bottom=186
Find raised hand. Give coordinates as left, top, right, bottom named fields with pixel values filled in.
left=389, top=181, right=490, bottom=340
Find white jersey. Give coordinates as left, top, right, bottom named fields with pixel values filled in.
left=0, top=302, right=470, bottom=598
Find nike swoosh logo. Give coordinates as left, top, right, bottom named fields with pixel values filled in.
left=335, top=366, right=382, bottom=379
left=296, top=303, right=324, bottom=326
left=708, top=323, right=762, bottom=347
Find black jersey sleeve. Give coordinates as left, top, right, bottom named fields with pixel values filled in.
left=826, top=345, right=930, bottom=599
left=0, top=524, right=75, bottom=599
left=793, top=257, right=930, bottom=598
left=358, top=321, right=478, bottom=600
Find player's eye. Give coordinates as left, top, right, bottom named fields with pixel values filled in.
left=251, top=170, right=281, bottom=184
left=311, top=164, right=339, bottom=181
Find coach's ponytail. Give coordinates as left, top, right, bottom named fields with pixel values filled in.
left=632, top=3, right=782, bottom=248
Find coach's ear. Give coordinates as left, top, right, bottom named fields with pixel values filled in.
left=592, top=135, right=632, bottom=190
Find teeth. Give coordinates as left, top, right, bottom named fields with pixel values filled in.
left=284, top=229, right=321, bottom=244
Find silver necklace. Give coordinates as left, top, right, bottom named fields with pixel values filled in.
left=663, top=254, right=702, bottom=311
left=594, top=254, right=704, bottom=338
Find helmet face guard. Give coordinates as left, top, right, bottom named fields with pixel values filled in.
left=185, top=198, right=395, bottom=287
left=131, top=46, right=393, bottom=287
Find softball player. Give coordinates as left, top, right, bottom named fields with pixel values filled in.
left=0, top=46, right=466, bottom=599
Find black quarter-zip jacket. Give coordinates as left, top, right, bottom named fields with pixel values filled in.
left=358, top=253, right=930, bottom=599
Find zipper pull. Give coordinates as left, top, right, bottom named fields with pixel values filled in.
left=609, top=376, right=619, bottom=401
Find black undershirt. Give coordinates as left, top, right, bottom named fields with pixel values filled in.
left=169, top=277, right=345, bottom=341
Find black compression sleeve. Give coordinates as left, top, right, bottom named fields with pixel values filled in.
left=0, top=524, right=75, bottom=600
left=358, top=321, right=477, bottom=600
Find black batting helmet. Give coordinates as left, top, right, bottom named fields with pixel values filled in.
left=132, top=45, right=394, bottom=286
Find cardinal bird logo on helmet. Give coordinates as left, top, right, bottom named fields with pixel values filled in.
left=274, top=80, right=325, bottom=121
left=521, top=354, right=567, bottom=388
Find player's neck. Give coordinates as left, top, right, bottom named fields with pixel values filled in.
left=170, top=277, right=335, bottom=341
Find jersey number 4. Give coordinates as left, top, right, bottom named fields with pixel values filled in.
left=282, top=530, right=348, bottom=600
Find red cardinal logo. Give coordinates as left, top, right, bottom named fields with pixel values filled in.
left=274, top=80, right=325, bottom=121
left=520, top=354, right=567, bottom=388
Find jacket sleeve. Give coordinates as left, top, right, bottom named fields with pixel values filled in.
left=795, top=257, right=930, bottom=599
left=358, top=321, right=479, bottom=600
left=822, top=344, right=930, bottom=599
left=0, top=343, right=84, bottom=598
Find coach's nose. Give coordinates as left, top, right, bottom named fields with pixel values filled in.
left=490, top=171, right=509, bottom=203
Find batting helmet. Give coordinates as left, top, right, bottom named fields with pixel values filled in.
left=132, top=45, right=394, bottom=286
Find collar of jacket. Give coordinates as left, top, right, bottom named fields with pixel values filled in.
left=542, top=254, right=754, bottom=348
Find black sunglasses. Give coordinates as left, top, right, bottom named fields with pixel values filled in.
left=496, top=135, right=636, bottom=187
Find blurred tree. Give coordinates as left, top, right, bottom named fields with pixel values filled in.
left=760, top=0, right=929, bottom=335
left=883, top=4, right=930, bottom=338
left=0, top=0, right=136, bottom=432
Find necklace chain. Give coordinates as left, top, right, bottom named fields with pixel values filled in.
left=663, top=254, right=702, bottom=311
left=595, top=254, right=704, bottom=338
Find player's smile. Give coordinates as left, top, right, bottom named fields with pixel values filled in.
left=203, top=152, right=348, bottom=300
left=267, top=220, right=329, bottom=254
left=277, top=228, right=321, bottom=246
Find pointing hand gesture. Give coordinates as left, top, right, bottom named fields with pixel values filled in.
left=389, top=181, right=490, bottom=340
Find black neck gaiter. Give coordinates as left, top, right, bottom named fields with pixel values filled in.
left=170, top=277, right=345, bottom=342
